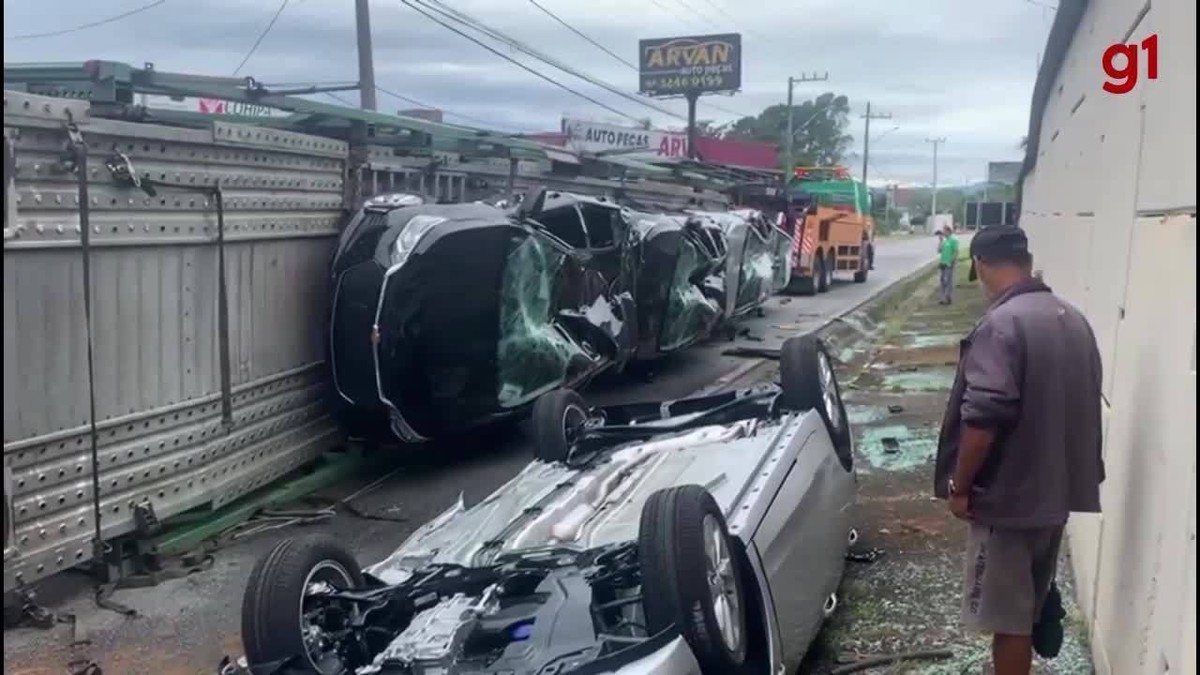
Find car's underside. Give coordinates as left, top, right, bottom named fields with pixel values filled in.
left=232, top=541, right=655, bottom=675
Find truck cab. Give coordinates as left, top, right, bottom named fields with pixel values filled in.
left=777, top=166, right=876, bottom=295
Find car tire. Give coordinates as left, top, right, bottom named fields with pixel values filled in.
left=778, top=335, right=853, bottom=470
left=531, top=388, right=589, bottom=463
left=639, top=485, right=748, bottom=674
left=241, top=536, right=365, bottom=675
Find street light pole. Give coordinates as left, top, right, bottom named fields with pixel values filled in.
left=783, top=72, right=829, bottom=174
left=860, top=102, right=892, bottom=185
left=925, top=137, right=946, bottom=219
left=355, top=0, right=378, bottom=111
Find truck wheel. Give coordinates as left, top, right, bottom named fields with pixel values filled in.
left=532, top=388, right=589, bottom=463
left=778, top=335, right=852, bottom=470
left=242, top=536, right=365, bottom=675
left=640, top=485, right=748, bottom=674
left=816, top=253, right=831, bottom=293
left=853, top=242, right=870, bottom=283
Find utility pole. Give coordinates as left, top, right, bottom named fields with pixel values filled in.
left=783, top=72, right=830, bottom=175
left=355, top=0, right=377, bottom=111
left=925, top=137, right=946, bottom=219
left=860, top=102, right=892, bottom=185
left=686, top=92, right=699, bottom=160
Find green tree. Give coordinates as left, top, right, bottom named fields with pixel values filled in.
left=720, top=93, right=853, bottom=168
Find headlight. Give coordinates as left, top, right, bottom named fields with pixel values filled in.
left=390, top=215, right=445, bottom=266
left=365, top=192, right=425, bottom=210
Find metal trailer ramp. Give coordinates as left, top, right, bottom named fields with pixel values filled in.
left=2, top=90, right=346, bottom=593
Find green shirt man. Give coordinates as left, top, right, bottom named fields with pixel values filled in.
left=939, top=231, right=960, bottom=267
left=938, top=227, right=959, bottom=304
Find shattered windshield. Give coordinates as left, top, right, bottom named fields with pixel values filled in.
left=660, top=237, right=720, bottom=352
left=496, top=232, right=586, bottom=408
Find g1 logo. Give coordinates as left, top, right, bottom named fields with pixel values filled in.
left=1102, top=34, right=1159, bottom=95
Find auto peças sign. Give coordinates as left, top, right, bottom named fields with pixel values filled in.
left=638, top=33, right=742, bottom=97
left=562, top=118, right=689, bottom=158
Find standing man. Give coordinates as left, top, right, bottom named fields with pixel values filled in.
left=938, top=224, right=960, bottom=304
left=934, top=226, right=1105, bottom=675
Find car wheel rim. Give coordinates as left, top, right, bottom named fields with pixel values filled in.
left=562, top=403, right=587, bottom=445
left=299, top=560, right=355, bottom=674
left=702, top=514, right=742, bottom=653
left=818, top=351, right=842, bottom=432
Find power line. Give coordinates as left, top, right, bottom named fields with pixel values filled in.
left=696, top=0, right=739, bottom=24
left=668, top=0, right=722, bottom=29
left=411, top=0, right=683, bottom=121
left=418, top=0, right=680, bottom=119
left=402, top=0, right=648, bottom=124
left=6, top=0, right=167, bottom=40
left=525, top=0, right=637, bottom=70
left=233, top=0, right=290, bottom=76
left=645, top=0, right=696, bottom=26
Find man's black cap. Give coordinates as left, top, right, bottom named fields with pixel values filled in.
left=970, top=225, right=1029, bottom=261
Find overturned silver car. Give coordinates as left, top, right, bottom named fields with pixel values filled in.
left=221, top=334, right=856, bottom=675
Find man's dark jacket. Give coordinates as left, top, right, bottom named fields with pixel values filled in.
left=935, top=279, right=1106, bottom=527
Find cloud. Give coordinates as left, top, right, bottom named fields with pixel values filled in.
left=3, top=0, right=1052, bottom=183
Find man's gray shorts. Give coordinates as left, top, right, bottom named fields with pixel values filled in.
left=961, top=523, right=1064, bottom=636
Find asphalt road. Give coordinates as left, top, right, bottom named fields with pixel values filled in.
left=3, top=234, right=943, bottom=675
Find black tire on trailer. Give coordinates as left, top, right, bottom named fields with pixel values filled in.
left=816, top=252, right=831, bottom=293
left=778, top=335, right=852, bottom=470
left=853, top=239, right=870, bottom=283
left=868, top=242, right=876, bottom=270
left=531, top=388, right=589, bottom=463
left=639, top=485, right=749, bottom=674
left=241, top=536, right=365, bottom=675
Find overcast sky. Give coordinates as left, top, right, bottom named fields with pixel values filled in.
left=4, top=0, right=1054, bottom=185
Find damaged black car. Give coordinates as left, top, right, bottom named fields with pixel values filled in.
left=327, top=190, right=788, bottom=443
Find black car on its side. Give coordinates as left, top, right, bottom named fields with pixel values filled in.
left=326, top=189, right=773, bottom=443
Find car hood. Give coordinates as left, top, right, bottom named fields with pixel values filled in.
left=365, top=414, right=808, bottom=584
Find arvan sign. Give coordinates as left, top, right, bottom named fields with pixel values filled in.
left=562, top=118, right=689, bottom=158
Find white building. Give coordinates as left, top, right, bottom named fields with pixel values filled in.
left=1018, top=0, right=1195, bottom=673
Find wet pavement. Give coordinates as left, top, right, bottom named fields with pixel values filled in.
left=2, top=236, right=943, bottom=674
left=795, top=263, right=1096, bottom=674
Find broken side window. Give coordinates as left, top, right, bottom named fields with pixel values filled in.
left=578, top=203, right=620, bottom=249
left=660, top=238, right=721, bottom=352
left=535, top=204, right=588, bottom=249
left=497, top=232, right=586, bottom=408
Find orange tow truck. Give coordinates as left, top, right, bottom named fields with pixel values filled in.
left=778, top=166, right=876, bottom=295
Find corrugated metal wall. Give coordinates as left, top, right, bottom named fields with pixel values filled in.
left=1020, top=0, right=1196, bottom=673
left=2, top=91, right=345, bottom=591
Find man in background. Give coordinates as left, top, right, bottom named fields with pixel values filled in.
left=938, top=224, right=960, bottom=304
left=934, top=226, right=1105, bottom=675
